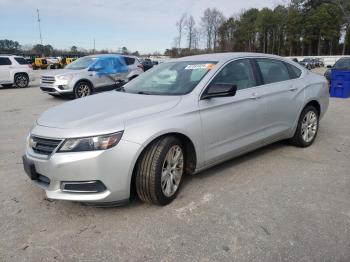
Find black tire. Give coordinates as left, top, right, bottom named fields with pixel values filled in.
left=1, top=84, right=13, bottom=88
left=289, top=105, right=319, bottom=147
left=135, top=136, right=185, bottom=205
left=74, top=81, right=92, bottom=99
left=14, top=73, right=29, bottom=88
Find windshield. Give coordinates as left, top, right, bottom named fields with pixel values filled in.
left=334, top=59, right=350, bottom=70
left=123, top=61, right=217, bottom=95
left=66, top=57, right=98, bottom=70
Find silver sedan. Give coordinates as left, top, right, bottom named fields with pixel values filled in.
left=23, top=53, right=329, bottom=206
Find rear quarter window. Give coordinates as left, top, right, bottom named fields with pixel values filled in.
left=14, top=57, right=29, bottom=65
left=285, top=63, right=302, bottom=79
left=0, top=57, right=12, bottom=65
left=123, top=57, right=135, bottom=65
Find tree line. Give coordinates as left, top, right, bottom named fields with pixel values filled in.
left=167, top=0, right=350, bottom=57
left=0, top=39, right=143, bottom=57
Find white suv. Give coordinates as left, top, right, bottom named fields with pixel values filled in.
left=0, top=55, right=35, bottom=88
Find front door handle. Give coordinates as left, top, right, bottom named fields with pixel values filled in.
left=289, top=86, right=298, bottom=92
left=250, top=92, right=261, bottom=100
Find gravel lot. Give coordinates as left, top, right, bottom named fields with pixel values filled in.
left=0, top=69, right=349, bottom=261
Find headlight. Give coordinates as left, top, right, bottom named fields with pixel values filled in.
left=56, top=75, right=73, bottom=81
left=58, top=132, right=123, bottom=152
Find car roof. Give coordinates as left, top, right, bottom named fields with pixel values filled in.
left=172, top=52, right=294, bottom=64
left=85, top=54, right=136, bottom=59
left=0, top=54, right=25, bottom=58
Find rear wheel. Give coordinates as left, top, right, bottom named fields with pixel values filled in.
left=135, top=136, right=185, bottom=205
left=74, top=81, right=92, bottom=99
left=289, top=105, right=319, bottom=147
left=14, top=74, right=29, bottom=88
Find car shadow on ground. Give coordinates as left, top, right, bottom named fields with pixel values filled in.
left=180, top=141, right=285, bottom=189
left=125, top=141, right=287, bottom=208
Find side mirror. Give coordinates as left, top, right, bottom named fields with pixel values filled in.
left=201, top=83, right=237, bottom=100
left=326, top=65, right=332, bottom=69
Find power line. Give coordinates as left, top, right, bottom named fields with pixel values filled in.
left=36, top=8, right=43, bottom=45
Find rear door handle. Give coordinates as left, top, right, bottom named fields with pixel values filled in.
left=250, top=92, right=261, bottom=100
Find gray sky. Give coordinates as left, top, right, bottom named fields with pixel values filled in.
left=0, top=0, right=282, bottom=53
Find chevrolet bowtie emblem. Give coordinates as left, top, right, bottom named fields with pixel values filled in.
left=29, top=138, right=37, bottom=148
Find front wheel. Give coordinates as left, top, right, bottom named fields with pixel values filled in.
left=74, top=82, right=92, bottom=99
left=289, top=105, right=319, bottom=147
left=135, top=136, right=185, bottom=205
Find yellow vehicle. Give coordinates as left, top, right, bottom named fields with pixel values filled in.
left=32, top=58, right=49, bottom=70
left=66, top=57, right=75, bottom=65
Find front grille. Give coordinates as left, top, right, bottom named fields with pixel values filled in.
left=41, top=76, right=55, bottom=84
left=31, top=136, right=62, bottom=155
left=40, top=87, right=56, bottom=92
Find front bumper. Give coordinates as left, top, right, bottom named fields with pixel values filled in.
left=40, top=80, right=74, bottom=95
left=23, top=137, right=142, bottom=203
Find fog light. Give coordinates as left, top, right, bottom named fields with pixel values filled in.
left=61, top=180, right=107, bottom=193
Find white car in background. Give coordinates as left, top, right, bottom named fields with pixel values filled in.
left=0, top=55, right=35, bottom=88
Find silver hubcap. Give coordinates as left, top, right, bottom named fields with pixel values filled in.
left=16, top=75, right=28, bottom=87
left=161, top=145, right=184, bottom=197
left=77, top=84, right=90, bottom=97
left=301, top=111, right=318, bottom=143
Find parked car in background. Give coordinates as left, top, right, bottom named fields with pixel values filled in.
left=32, top=58, right=49, bottom=70
left=141, top=58, right=154, bottom=71
left=40, top=54, right=144, bottom=98
left=0, top=55, right=35, bottom=88
left=299, top=58, right=315, bottom=70
left=23, top=53, right=329, bottom=206
left=152, top=60, right=159, bottom=66
left=314, top=58, right=324, bottom=67
left=324, top=57, right=350, bottom=81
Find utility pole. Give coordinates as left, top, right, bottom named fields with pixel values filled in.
left=36, top=9, right=43, bottom=45
left=93, top=38, right=95, bottom=54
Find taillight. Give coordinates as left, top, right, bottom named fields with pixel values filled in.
left=138, top=64, right=144, bottom=71
left=28, top=64, right=32, bottom=69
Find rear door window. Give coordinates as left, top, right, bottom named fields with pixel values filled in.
left=0, top=57, right=12, bottom=65
left=14, top=57, right=29, bottom=65
left=256, top=58, right=290, bottom=84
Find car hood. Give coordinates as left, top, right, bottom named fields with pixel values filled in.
left=42, top=69, right=85, bottom=77
left=37, top=91, right=181, bottom=135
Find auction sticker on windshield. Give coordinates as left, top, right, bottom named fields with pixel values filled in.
left=185, top=63, right=215, bottom=70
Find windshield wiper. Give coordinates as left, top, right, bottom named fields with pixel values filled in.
left=115, top=85, right=125, bottom=92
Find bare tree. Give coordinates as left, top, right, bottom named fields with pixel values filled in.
left=212, top=10, right=225, bottom=50
left=176, top=13, right=187, bottom=49
left=201, top=8, right=225, bottom=50
left=185, top=15, right=196, bottom=49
